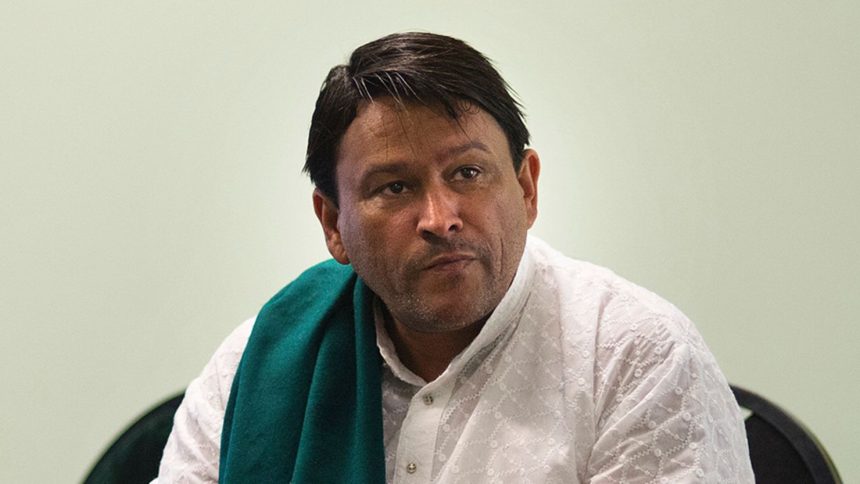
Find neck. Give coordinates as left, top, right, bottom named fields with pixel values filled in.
left=384, top=312, right=485, bottom=382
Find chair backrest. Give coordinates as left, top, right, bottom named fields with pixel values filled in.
left=83, top=393, right=184, bottom=484
left=731, top=384, right=842, bottom=484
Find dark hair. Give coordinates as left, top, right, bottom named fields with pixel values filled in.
left=303, top=32, right=530, bottom=205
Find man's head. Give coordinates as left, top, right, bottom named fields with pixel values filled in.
left=304, top=32, right=530, bottom=206
left=308, top=32, right=540, bottom=334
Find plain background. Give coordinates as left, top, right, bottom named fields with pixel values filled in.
left=1, top=1, right=857, bottom=482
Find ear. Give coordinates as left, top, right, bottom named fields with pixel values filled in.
left=312, top=189, right=350, bottom=264
left=516, top=149, right=540, bottom=228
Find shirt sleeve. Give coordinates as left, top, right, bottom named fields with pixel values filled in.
left=151, top=318, right=254, bottom=484
left=586, top=315, right=754, bottom=483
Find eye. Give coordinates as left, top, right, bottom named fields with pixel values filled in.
left=455, top=166, right=481, bottom=180
left=384, top=181, right=406, bottom=195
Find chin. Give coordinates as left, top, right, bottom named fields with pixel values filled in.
left=406, top=299, right=497, bottom=333
left=402, top=317, right=484, bottom=334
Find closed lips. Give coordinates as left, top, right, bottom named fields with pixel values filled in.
left=424, top=254, right=475, bottom=270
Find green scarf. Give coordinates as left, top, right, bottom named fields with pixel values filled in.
left=219, top=260, right=386, bottom=483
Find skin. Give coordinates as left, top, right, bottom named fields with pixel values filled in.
left=313, top=97, right=540, bottom=381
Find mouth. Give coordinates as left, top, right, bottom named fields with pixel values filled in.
left=423, top=253, right=476, bottom=272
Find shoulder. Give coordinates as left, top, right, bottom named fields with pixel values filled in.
left=183, top=316, right=256, bottom=413
left=526, top=236, right=702, bottom=351
left=524, top=236, right=724, bottom=405
left=155, top=317, right=255, bottom=482
left=210, top=317, right=256, bottom=381
left=263, top=259, right=355, bottom=310
left=186, top=317, right=256, bottom=417
left=524, top=239, right=750, bottom=480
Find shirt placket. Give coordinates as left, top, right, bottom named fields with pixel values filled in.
left=392, top=383, right=453, bottom=483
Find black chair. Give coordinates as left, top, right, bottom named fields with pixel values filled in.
left=83, top=393, right=185, bottom=484
left=731, top=384, right=842, bottom=484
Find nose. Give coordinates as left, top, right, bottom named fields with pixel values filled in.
left=416, top=184, right=463, bottom=240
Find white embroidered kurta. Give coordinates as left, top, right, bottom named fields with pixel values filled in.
left=155, top=237, right=754, bottom=483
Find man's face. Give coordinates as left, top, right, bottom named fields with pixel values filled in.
left=314, top=98, right=539, bottom=333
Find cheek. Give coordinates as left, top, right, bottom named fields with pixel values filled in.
left=487, top=191, right=529, bottom=253
left=338, top=210, right=398, bottom=259
left=489, top=190, right=525, bottom=229
left=335, top=212, right=366, bottom=258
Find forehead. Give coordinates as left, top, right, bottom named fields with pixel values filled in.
left=336, top=98, right=510, bottom=173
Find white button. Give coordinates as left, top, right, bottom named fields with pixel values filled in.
left=422, top=394, right=434, bottom=405
left=406, top=462, right=417, bottom=474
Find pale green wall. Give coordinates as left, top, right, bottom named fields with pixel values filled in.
left=1, top=1, right=857, bottom=482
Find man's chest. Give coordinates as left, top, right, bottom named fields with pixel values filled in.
left=379, top=330, right=595, bottom=484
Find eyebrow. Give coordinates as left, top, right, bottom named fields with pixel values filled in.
left=359, top=141, right=492, bottom=182
left=360, top=162, right=412, bottom=182
left=441, top=140, right=491, bottom=159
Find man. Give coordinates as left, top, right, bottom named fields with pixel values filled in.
left=155, top=32, right=754, bottom=483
